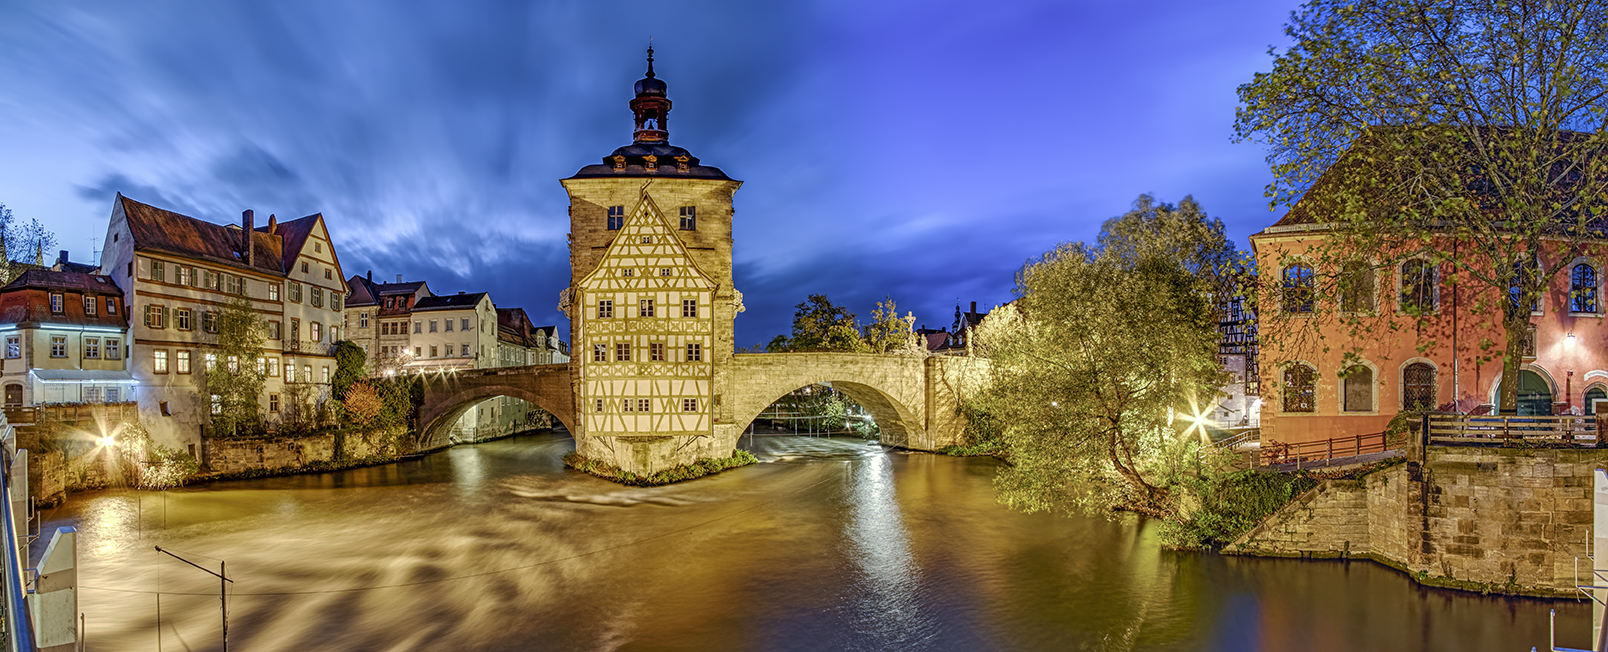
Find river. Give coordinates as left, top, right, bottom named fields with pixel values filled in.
left=38, top=431, right=1591, bottom=651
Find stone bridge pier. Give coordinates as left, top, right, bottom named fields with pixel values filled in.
left=415, top=364, right=575, bottom=451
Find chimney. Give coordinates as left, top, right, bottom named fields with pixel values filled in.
left=266, top=214, right=277, bottom=234
left=396, top=274, right=403, bottom=282
left=241, top=210, right=255, bottom=266
left=970, top=301, right=977, bottom=315
left=57, top=250, right=68, bottom=267
left=367, top=270, right=373, bottom=282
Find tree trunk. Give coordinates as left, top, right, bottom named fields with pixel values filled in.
left=1498, top=305, right=1527, bottom=416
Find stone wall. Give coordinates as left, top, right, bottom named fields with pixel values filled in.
left=202, top=426, right=407, bottom=475
left=1229, top=446, right=1606, bottom=596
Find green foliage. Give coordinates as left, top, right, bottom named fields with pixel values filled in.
left=563, top=450, right=759, bottom=486
left=976, top=195, right=1236, bottom=517
left=207, top=296, right=268, bottom=436
left=332, top=340, right=367, bottom=400
left=1235, top=0, right=1608, bottom=411
left=862, top=296, right=922, bottom=354
left=108, top=421, right=200, bottom=490
left=1159, top=469, right=1319, bottom=549
left=766, top=294, right=869, bottom=353
left=343, top=380, right=385, bottom=427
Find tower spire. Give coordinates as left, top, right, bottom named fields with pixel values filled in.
left=646, top=40, right=655, bottom=78
left=631, top=44, right=671, bottom=143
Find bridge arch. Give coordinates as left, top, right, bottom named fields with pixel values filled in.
left=728, top=353, right=928, bottom=448
left=416, top=364, right=575, bottom=451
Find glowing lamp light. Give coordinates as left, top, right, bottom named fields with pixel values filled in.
left=1568, top=331, right=1578, bottom=344
left=97, top=435, right=115, bottom=447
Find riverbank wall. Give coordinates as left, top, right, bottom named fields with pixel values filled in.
left=1227, top=446, right=1605, bottom=596
left=201, top=426, right=409, bottom=475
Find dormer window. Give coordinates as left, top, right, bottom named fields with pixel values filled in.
left=84, top=295, right=97, bottom=316
left=674, top=155, right=690, bottom=172
left=612, top=155, right=626, bottom=171
left=643, top=154, right=658, bottom=171
left=49, top=294, right=62, bottom=314
left=607, top=205, right=625, bottom=230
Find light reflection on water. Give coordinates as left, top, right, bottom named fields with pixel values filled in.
left=31, top=432, right=1592, bottom=651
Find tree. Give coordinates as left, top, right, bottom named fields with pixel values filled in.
left=331, top=340, right=367, bottom=400
left=975, top=195, right=1233, bottom=517
left=1235, top=0, right=1608, bottom=412
left=206, top=297, right=268, bottom=436
left=0, top=202, right=58, bottom=283
left=765, top=294, right=869, bottom=353
left=343, top=380, right=384, bottom=427
left=862, top=296, right=923, bottom=354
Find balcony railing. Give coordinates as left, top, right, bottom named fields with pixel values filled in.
left=1425, top=413, right=1599, bottom=446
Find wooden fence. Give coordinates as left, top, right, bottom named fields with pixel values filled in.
left=1425, top=413, right=1600, bottom=446
left=1259, top=431, right=1393, bottom=469
left=3, top=402, right=138, bottom=427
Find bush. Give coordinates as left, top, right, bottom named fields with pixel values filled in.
left=1159, top=469, right=1319, bottom=549
left=564, top=450, right=759, bottom=486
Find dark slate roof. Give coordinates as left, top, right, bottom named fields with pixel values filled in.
left=346, top=276, right=429, bottom=307
left=56, top=261, right=99, bottom=274
left=119, top=194, right=286, bottom=275
left=568, top=142, right=733, bottom=180
left=414, top=292, right=488, bottom=311
left=2, top=269, right=120, bottom=294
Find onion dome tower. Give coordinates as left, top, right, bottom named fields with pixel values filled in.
left=631, top=46, right=670, bottom=143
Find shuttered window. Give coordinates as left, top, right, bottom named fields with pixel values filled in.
left=1343, top=367, right=1373, bottom=412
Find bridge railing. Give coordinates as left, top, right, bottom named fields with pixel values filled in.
left=1257, top=431, right=1394, bottom=469
left=0, top=414, right=33, bottom=651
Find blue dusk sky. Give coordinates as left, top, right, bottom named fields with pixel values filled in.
left=0, top=1, right=1296, bottom=347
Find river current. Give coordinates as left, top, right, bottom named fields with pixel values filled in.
left=38, top=431, right=1591, bottom=651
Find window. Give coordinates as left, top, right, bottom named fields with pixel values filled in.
left=284, top=362, right=294, bottom=379
left=616, top=342, right=631, bottom=361
left=106, top=297, right=116, bottom=314
left=607, top=205, right=625, bottom=230
left=302, top=365, right=311, bottom=382
left=83, top=338, right=99, bottom=359
left=360, top=312, right=369, bottom=328
left=659, top=268, right=672, bottom=277
left=651, top=342, right=665, bottom=361
left=177, top=351, right=192, bottom=374
left=430, top=345, right=438, bottom=358
left=154, top=350, right=169, bottom=374
left=269, top=283, right=280, bottom=301
left=269, top=321, right=281, bottom=340
left=1573, top=263, right=1599, bottom=313
left=159, top=401, right=169, bottom=416
left=415, top=346, right=422, bottom=357
left=332, top=294, right=342, bottom=311
left=49, top=294, right=62, bottom=314
left=462, top=344, right=471, bottom=358
left=461, top=317, right=469, bottom=331
left=429, top=319, right=438, bottom=333
left=85, top=295, right=97, bottom=316
left=268, top=357, right=279, bottom=376
left=686, top=343, right=702, bottom=361
left=211, top=395, right=221, bottom=415
left=637, top=398, right=651, bottom=412
left=1400, top=259, right=1438, bottom=312
left=256, top=357, right=265, bottom=375
left=621, top=268, right=634, bottom=277
left=84, top=386, right=101, bottom=403
left=312, top=287, right=323, bottom=308
left=682, top=299, right=698, bottom=318
left=301, top=261, right=309, bottom=274
left=598, top=300, right=614, bottom=318
left=3, top=385, right=18, bottom=407
left=290, top=282, right=303, bottom=303
left=595, top=399, right=605, bottom=412
left=151, top=260, right=165, bottom=282
left=325, top=268, right=332, bottom=280
left=322, top=366, right=330, bottom=383
left=640, top=236, right=653, bottom=244
left=106, top=387, right=119, bottom=403
left=106, top=339, right=120, bottom=360
left=203, top=311, right=217, bottom=333
left=1338, top=260, right=1376, bottom=313
left=311, top=322, right=322, bottom=342
left=1282, top=364, right=1315, bottom=413
left=1403, top=362, right=1437, bottom=410
left=4, top=337, right=16, bottom=359
left=413, top=321, right=421, bottom=334
left=444, top=318, right=453, bottom=332
left=682, top=398, right=698, bottom=412
left=270, top=393, right=280, bottom=412
left=224, top=274, right=238, bottom=295
left=445, top=344, right=455, bottom=356
left=622, top=398, right=635, bottom=412
left=329, top=325, right=338, bottom=342
left=315, top=242, right=322, bottom=253
left=1342, top=366, right=1373, bottom=412
left=593, top=344, right=607, bottom=362
left=176, top=308, right=193, bottom=331
left=1281, top=263, right=1314, bottom=313
left=679, top=206, right=696, bottom=230
left=49, top=336, right=66, bottom=358
left=291, top=319, right=300, bottom=341
left=640, top=298, right=655, bottom=317
left=205, top=353, right=217, bottom=370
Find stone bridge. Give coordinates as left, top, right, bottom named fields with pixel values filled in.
left=415, top=353, right=988, bottom=471
left=415, top=364, right=575, bottom=450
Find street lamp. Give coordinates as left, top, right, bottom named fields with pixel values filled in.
left=97, top=434, right=114, bottom=447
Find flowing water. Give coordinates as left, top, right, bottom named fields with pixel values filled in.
left=40, top=432, right=1591, bottom=651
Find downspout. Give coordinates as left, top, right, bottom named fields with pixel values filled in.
left=1452, top=237, right=1461, bottom=413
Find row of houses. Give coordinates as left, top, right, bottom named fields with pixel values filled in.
left=2, top=194, right=566, bottom=455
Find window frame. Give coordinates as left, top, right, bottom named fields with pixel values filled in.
left=1281, top=362, right=1317, bottom=413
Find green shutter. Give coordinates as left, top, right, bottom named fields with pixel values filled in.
left=160, top=306, right=169, bottom=328
left=142, top=306, right=150, bottom=327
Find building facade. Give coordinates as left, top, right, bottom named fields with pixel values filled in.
left=407, top=292, right=497, bottom=371
left=99, top=195, right=348, bottom=449
left=0, top=269, right=131, bottom=407
left=343, top=272, right=432, bottom=370
left=561, top=49, right=745, bottom=466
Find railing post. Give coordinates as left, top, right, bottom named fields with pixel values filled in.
left=1326, top=438, right=1333, bottom=460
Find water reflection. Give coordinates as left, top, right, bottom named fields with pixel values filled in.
left=28, top=432, right=1594, bottom=651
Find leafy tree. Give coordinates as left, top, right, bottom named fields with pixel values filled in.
left=206, top=297, right=267, bottom=436
left=1235, top=0, right=1608, bottom=412
left=343, top=380, right=384, bottom=427
left=975, top=196, right=1233, bottom=517
left=331, top=340, right=367, bottom=400
left=766, top=294, right=869, bottom=353
left=0, top=202, right=58, bottom=282
left=862, top=296, right=923, bottom=354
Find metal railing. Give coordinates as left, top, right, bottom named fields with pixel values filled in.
left=1258, top=431, right=1393, bottom=469
left=0, top=417, right=33, bottom=651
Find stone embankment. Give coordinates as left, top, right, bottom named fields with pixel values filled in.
left=1227, top=445, right=1604, bottom=596
left=200, top=426, right=410, bottom=476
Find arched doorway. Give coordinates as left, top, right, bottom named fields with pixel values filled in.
left=1587, top=385, right=1607, bottom=415
left=1493, top=369, right=1555, bottom=416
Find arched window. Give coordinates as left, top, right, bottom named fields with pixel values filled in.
left=1282, top=264, right=1315, bottom=313
left=1572, top=263, right=1598, bottom=313
left=1339, top=259, right=1376, bottom=313
left=1403, top=362, right=1437, bottom=410
left=1400, top=259, right=1437, bottom=312
left=1586, top=386, right=1607, bottom=415
left=1343, top=366, right=1373, bottom=412
left=1283, top=364, right=1316, bottom=413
